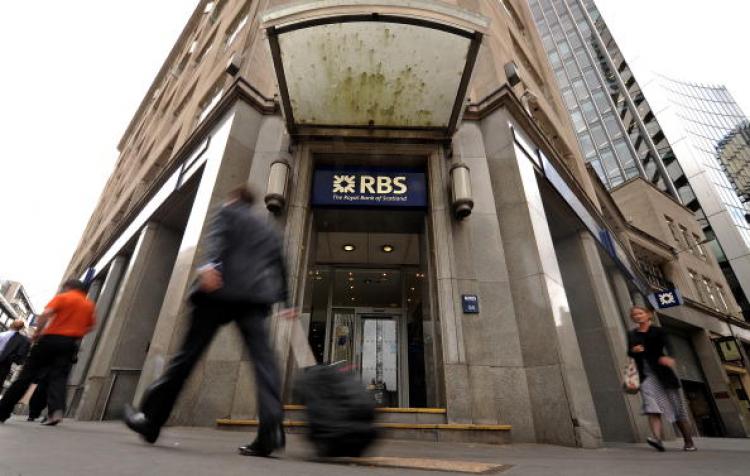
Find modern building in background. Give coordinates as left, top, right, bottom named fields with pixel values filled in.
left=55, top=0, right=750, bottom=446
left=0, top=280, right=36, bottom=329
left=717, top=121, right=750, bottom=203
left=528, top=0, right=750, bottom=321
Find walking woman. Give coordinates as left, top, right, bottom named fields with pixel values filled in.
left=627, top=305, right=697, bottom=451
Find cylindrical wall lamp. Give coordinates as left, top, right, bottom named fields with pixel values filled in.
left=265, top=159, right=290, bottom=214
left=450, top=162, right=473, bottom=220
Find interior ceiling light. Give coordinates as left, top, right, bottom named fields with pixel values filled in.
left=381, top=244, right=394, bottom=253
left=343, top=244, right=355, bottom=252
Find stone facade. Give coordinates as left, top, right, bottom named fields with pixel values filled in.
left=61, top=0, right=750, bottom=446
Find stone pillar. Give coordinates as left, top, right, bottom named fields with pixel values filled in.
left=481, top=109, right=601, bottom=447
left=554, top=231, right=643, bottom=442
left=76, top=223, right=180, bottom=420
left=75, top=256, right=128, bottom=420
left=438, top=122, right=535, bottom=441
left=691, top=329, right=750, bottom=437
left=134, top=103, right=265, bottom=426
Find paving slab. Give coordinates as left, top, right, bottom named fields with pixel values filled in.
left=0, top=418, right=749, bottom=476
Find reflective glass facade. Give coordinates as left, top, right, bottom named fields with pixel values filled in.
left=529, top=0, right=750, bottom=319
left=660, top=78, right=750, bottom=246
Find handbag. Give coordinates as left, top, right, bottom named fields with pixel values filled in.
left=622, top=357, right=640, bottom=394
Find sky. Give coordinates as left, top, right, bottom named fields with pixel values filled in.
left=0, top=1, right=198, bottom=310
left=1, top=0, right=749, bottom=311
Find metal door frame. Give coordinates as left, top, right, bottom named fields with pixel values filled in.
left=321, top=265, right=410, bottom=407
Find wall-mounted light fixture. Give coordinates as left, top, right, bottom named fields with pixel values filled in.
left=265, top=159, right=290, bottom=214
left=450, top=162, right=473, bottom=220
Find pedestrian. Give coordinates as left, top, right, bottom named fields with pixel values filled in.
left=0, top=279, right=95, bottom=425
left=124, top=184, right=295, bottom=457
left=0, top=320, right=31, bottom=393
left=627, top=305, right=697, bottom=452
left=26, top=373, right=49, bottom=422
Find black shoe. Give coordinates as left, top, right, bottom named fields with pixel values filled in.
left=647, top=437, right=666, bottom=452
left=27, top=416, right=37, bottom=422
left=238, top=425, right=285, bottom=457
left=123, top=404, right=159, bottom=444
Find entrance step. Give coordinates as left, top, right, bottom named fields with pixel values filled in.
left=282, top=404, right=448, bottom=424
left=217, top=405, right=511, bottom=445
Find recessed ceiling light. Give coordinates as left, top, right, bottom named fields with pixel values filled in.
left=343, top=244, right=355, bottom=252
left=381, top=244, right=394, bottom=253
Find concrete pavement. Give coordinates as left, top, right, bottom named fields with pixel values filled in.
left=0, top=418, right=748, bottom=476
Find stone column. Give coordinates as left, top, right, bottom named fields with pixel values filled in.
left=554, top=231, right=643, bottom=442
left=75, top=256, right=128, bottom=420
left=76, top=223, right=180, bottom=420
left=439, top=122, right=535, bottom=441
left=691, top=329, right=750, bottom=437
left=481, top=109, right=601, bottom=447
left=134, top=103, right=265, bottom=426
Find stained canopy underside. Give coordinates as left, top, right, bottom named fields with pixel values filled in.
left=263, top=1, right=487, bottom=135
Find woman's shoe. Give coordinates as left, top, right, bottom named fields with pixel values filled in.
left=646, top=437, right=666, bottom=452
left=683, top=444, right=698, bottom=452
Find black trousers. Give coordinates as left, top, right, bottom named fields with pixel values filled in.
left=139, top=302, right=282, bottom=433
left=0, top=335, right=78, bottom=419
left=0, top=362, right=12, bottom=393
left=28, top=377, right=49, bottom=419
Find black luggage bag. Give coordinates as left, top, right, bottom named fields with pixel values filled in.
left=295, top=364, right=379, bottom=457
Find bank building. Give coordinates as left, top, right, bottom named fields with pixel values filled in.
left=61, top=0, right=750, bottom=446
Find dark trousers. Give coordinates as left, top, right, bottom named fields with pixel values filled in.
left=140, top=302, right=282, bottom=433
left=28, top=377, right=49, bottom=419
left=0, top=335, right=78, bottom=419
left=0, top=362, right=12, bottom=392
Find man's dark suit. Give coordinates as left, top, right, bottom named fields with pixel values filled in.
left=0, top=332, right=30, bottom=391
left=137, top=201, right=288, bottom=440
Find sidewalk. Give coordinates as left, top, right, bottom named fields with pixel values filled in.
left=1, top=418, right=748, bottom=476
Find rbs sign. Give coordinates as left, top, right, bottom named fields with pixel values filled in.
left=312, top=167, right=426, bottom=208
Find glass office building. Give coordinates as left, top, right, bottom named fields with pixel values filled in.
left=529, top=0, right=750, bottom=319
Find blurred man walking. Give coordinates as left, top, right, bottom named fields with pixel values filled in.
left=0, top=280, right=95, bottom=425
left=124, top=185, right=294, bottom=457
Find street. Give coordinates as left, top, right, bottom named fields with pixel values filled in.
left=1, top=419, right=748, bottom=476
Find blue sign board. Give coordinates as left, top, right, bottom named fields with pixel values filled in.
left=312, top=167, right=427, bottom=208
left=462, top=294, right=479, bottom=314
left=649, top=288, right=683, bottom=309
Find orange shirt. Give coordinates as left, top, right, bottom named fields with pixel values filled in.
left=42, top=290, right=96, bottom=338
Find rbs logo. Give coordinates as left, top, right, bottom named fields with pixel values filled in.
left=332, top=174, right=407, bottom=195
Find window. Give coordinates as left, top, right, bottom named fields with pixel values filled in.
left=703, top=277, right=718, bottom=310
left=636, top=254, right=670, bottom=289
left=197, top=80, right=225, bottom=125
left=693, top=233, right=707, bottom=259
left=225, top=10, right=249, bottom=48
left=689, top=270, right=707, bottom=303
left=665, top=216, right=682, bottom=245
left=716, top=284, right=730, bottom=312
left=679, top=225, right=693, bottom=253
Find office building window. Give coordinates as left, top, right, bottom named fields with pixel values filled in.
left=703, top=277, right=719, bottom=310
left=225, top=10, right=249, bottom=48
left=679, top=225, right=694, bottom=254
left=693, top=233, right=707, bottom=259
left=665, top=216, right=682, bottom=245
left=689, top=270, right=707, bottom=303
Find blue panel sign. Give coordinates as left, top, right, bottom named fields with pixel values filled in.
left=462, top=294, right=479, bottom=314
left=312, top=167, right=427, bottom=208
left=649, top=288, right=683, bottom=309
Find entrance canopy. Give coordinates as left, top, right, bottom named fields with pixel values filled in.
left=262, top=0, right=488, bottom=136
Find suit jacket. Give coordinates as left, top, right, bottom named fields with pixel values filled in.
left=192, top=201, right=289, bottom=306
left=627, top=326, right=681, bottom=389
left=0, top=332, right=30, bottom=366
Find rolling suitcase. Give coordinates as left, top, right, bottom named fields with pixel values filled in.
left=288, top=316, right=378, bottom=457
